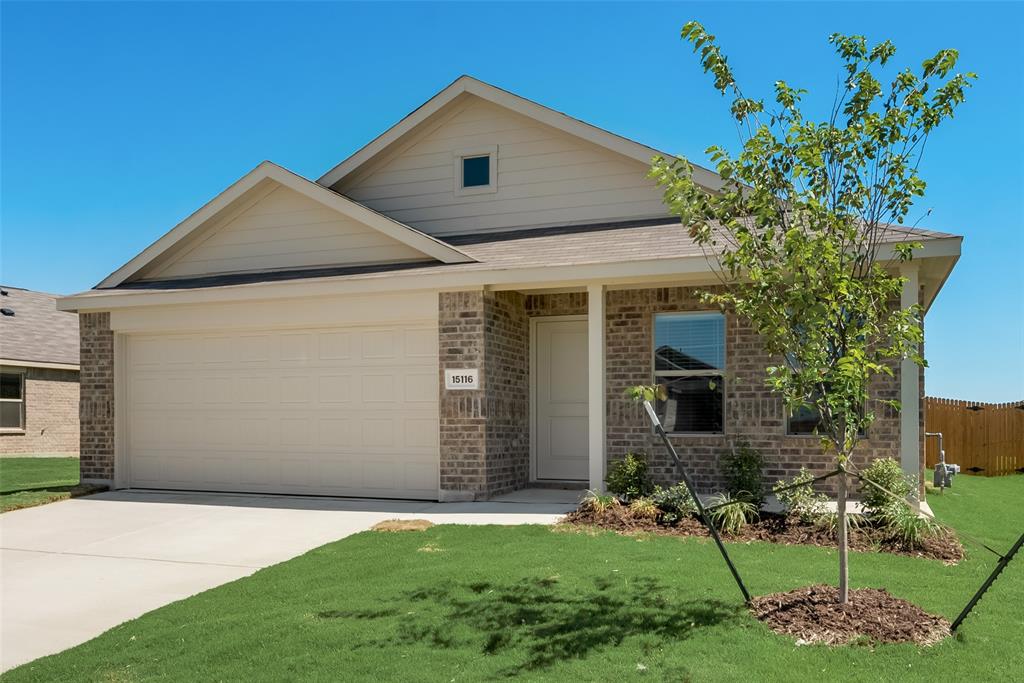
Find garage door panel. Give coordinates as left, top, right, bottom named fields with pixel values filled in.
left=126, top=322, right=439, bottom=499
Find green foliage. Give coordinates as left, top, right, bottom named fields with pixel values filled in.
left=721, top=441, right=765, bottom=506
left=654, top=23, right=975, bottom=464
left=859, top=457, right=915, bottom=514
left=650, top=483, right=697, bottom=524
left=705, top=493, right=757, bottom=534
left=604, top=452, right=655, bottom=500
left=581, top=490, right=620, bottom=514
left=628, top=497, right=660, bottom=521
left=773, top=468, right=829, bottom=524
left=877, top=504, right=940, bottom=548
left=625, top=384, right=668, bottom=403
left=813, top=509, right=867, bottom=538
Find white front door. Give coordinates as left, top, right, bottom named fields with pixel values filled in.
left=534, top=317, right=589, bottom=480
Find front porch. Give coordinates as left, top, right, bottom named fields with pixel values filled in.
left=437, top=275, right=925, bottom=502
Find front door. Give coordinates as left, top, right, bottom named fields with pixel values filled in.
left=534, top=317, right=588, bottom=480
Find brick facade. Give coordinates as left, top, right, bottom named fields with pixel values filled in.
left=79, top=312, right=115, bottom=482
left=605, top=286, right=911, bottom=492
left=0, top=367, right=79, bottom=456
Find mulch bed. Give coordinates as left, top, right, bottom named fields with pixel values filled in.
left=751, top=584, right=950, bottom=645
left=561, top=506, right=964, bottom=563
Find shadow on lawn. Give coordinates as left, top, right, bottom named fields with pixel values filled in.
left=319, top=575, right=741, bottom=675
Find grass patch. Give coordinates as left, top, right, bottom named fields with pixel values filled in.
left=0, top=458, right=85, bottom=512
left=4, top=473, right=1022, bottom=681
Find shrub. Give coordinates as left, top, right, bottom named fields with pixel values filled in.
left=859, top=457, right=915, bottom=514
left=813, top=509, right=867, bottom=538
left=706, top=493, right=757, bottom=534
left=651, top=484, right=697, bottom=524
left=628, top=497, right=660, bottom=521
left=877, top=504, right=940, bottom=548
left=721, top=441, right=765, bottom=506
left=580, top=490, right=620, bottom=514
left=773, top=468, right=828, bottom=524
left=604, top=452, right=654, bottom=500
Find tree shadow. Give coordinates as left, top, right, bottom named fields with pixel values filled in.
left=318, top=575, right=741, bottom=676
left=0, top=484, right=78, bottom=495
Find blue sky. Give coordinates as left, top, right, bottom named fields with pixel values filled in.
left=2, top=2, right=1021, bottom=402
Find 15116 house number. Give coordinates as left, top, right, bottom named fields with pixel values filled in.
left=444, top=369, right=479, bottom=390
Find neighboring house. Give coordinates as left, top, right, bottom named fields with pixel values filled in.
left=57, top=76, right=961, bottom=500
left=0, top=286, right=80, bottom=456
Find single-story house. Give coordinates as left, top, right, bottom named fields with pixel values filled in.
left=1, top=286, right=80, bottom=457
left=57, top=76, right=961, bottom=501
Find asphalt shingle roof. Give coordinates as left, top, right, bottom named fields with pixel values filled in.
left=0, top=286, right=80, bottom=366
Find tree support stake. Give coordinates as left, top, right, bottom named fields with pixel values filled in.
left=950, top=532, right=1024, bottom=632
left=642, top=401, right=752, bottom=605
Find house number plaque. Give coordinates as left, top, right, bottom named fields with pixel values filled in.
left=444, top=369, right=479, bottom=390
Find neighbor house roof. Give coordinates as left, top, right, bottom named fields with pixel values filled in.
left=0, top=286, right=80, bottom=369
left=316, top=75, right=726, bottom=192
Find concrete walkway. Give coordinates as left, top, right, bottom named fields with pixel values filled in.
left=0, top=489, right=581, bottom=672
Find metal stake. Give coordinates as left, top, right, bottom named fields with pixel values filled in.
left=951, top=532, right=1024, bottom=632
left=642, top=401, right=752, bottom=604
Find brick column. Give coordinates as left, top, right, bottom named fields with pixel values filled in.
left=438, top=291, right=488, bottom=501
left=80, top=312, right=114, bottom=483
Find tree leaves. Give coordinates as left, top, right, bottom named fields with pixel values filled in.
left=662, top=23, right=973, bottom=460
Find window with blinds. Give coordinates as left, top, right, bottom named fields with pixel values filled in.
left=653, top=312, right=725, bottom=433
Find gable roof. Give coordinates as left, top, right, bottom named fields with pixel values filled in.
left=97, top=161, right=474, bottom=289
left=0, top=286, right=79, bottom=368
left=316, top=75, right=725, bottom=192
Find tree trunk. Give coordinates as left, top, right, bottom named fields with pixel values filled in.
left=837, top=470, right=849, bottom=604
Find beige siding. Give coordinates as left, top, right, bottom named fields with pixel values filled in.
left=336, top=97, right=670, bottom=235
left=149, top=185, right=428, bottom=279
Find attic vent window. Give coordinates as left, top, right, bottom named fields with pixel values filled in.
left=462, top=156, right=490, bottom=187
left=454, top=145, right=498, bottom=196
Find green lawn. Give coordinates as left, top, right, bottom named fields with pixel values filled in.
left=4, top=474, right=1022, bottom=682
left=0, top=458, right=81, bottom=512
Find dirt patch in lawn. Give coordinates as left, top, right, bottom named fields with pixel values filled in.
left=561, top=506, right=963, bottom=563
left=751, top=584, right=950, bottom=646
left=371, top=519, right=434, bottom=532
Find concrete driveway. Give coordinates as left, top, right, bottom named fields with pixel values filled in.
left=0, top=488, right=578, bottom=672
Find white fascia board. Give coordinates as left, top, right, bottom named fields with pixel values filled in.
left=316, top=75, right=724, bottom=192
left=96, top=161, right=474, bottom=289
left=58, top=236, right=962, bottom=314
left=0, top=359, right=80, bottom=371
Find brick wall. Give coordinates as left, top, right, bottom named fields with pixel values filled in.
left=483, top=291, right=530, bottom=494
left=0, top=367, right=79, bottom=456
left=79, top=312, right=114, bottom=482
left=605, top=286, right=907, bottom=493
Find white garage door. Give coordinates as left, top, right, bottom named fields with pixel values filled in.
left=125, top=322, right=439, bottom=499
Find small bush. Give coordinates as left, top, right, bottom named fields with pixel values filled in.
left=580, top=490, right=620, bottom=514
left=859, top=457, right=915, bottom=514
left=706, top=493, right=757, bottom=534
left=721, top=441, right=765, bottom=506
left=878, top=504, right=940, bottom=548
left=813, top=509, right=867, bottom=538
left=773, top=468, right=828, bottom=524
left=628, top=497, right=660, bottom=521
left=604, top=452, right=654, bottom=500
left=651, top=484, right=697, bottom=524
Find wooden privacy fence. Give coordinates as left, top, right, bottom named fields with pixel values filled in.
left=925, top=397, right=1024, bottom=477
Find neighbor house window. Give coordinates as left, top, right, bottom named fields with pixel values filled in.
left=453, top=146, right=498, bottom=195
left=0, top=371, right=25, bottom=431
left=653, top=312, right=725, bottom=433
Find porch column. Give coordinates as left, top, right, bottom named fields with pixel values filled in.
left=899, top=264, right=922, bottom=492
left=587, top=284, right=606, bottom=490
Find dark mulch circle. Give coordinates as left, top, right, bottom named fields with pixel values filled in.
left=750, top=584, right=951, bottom=646
left=561, top=506, right=964, bottom=563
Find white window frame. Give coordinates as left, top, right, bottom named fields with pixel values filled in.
left=651, top=311, right=726, bottom=435
left=453, top=145, right=498, bottom=196
left=0, top=368, right=26, bottom=433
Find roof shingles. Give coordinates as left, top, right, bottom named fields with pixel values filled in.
left=0, top=287, right=80, bottom=366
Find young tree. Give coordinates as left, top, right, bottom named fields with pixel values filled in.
left=651, top=23, right=974, bottom=603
